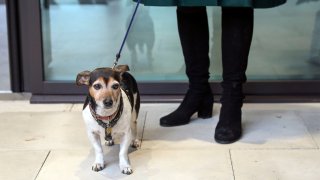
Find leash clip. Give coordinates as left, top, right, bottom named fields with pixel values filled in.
left=112, top=53, right=121, bottom=69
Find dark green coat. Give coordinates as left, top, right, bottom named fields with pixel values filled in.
left=137, top=0, right=287, bottom=8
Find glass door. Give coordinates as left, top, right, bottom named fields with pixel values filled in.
left=41, top=0, right=188, bottom=82
left=14, top=0, right=320, bottom=100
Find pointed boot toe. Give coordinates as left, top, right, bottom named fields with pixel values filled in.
left=160, top=112, right=190, bottom=127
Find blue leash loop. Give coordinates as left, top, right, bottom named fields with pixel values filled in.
left=112, top=0, right=141, bottom=69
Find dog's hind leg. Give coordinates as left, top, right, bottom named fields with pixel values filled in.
left=87, top=131, right=105, bottom=172
left=130, top=92, right=140, bottom=148
left=119, top=132, right=133, bottom=175
left=130, top=119, right=140, bottom=148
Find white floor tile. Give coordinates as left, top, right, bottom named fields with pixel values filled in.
left=142, top=105, right=317, bottom=149
left=37, top=148, right=233, bottom=180
left=231, top=150, right=320, bottom=180
left=0, top=111, right=146, bottom=151
left=235, top=109, right=317, bottom=149
left=130, top=149, right=233, bottom=180
left=0, top=101, right=72, bottom=113
left=0, top=150, right=49, bottom=180
left=36, top=149, right=122, bottom=180
left=0, top=112, right=89, bottom=150
left=141, top=104, right=218, bottom=149
left=70, top=104, right=83, bottom=112
left=243, top=103, right=320, bottom=112
left=296, top=111, right=320, bottom=148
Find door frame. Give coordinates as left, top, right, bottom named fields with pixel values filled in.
left=7, top=0, right=320, bottom=101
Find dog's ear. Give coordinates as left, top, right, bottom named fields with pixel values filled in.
left=76, top=71, right=91, bottom=86
left=114, top=65, right=130, bottom=72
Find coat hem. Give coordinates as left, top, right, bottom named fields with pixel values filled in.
left=136, top=0, right=287, bottom=9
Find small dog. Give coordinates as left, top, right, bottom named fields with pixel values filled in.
left=76, top=65, right=140, bottom=175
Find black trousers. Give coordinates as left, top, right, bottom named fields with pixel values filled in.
left=177, top=7, right=254, bottom=96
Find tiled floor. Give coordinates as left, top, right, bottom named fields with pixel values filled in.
left=1, top=101, right=320, bottom=179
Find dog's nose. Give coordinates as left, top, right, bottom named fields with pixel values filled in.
left=103, top=99, right=113, bottom=107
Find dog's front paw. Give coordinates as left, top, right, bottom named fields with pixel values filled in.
left=121, top=167, right=133, bottom=175
left=130, top=139, right=140, bottom=148
left=92, top=163, right=105, bottom=172
left=105, top=139, right=114, bottom=146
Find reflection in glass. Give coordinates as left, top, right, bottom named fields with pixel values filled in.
left=0, top=0, right=11, bottom=91
left=40, top=0, right=320, bottom=82
left=298, top=0, right=320, bottom=65
left=126, top=7, right=154, bottom=71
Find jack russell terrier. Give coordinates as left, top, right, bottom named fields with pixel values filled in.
left=76, top=65, right=140, bottom=175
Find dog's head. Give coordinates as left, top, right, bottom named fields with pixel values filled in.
left=76, top=65, right=129, bottom=114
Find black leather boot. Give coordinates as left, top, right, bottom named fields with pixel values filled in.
left=214, top=7, right=253, bottom=144
left=215, top=82, right=244, bottom=144
left=160, top=7, right=213, bottom=127
left=160, top=88, right=213, bottom=127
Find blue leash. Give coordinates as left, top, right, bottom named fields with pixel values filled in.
left=112, top=0, right=141, bottom=69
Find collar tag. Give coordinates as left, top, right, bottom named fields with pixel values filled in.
left=105, top=127, right=112, bottom=141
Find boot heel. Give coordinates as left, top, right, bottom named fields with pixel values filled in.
left=198, top=97, right=213, bottom=119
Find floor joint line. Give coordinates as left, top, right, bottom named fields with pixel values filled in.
left=34, top=150, right=51, bottom=180
left=294, top=110, right=320, bottom=149
left=139, top=111, right=148, bottom=149
left=229, top=149, right=236, bottom=180
left=69, top=104, right=74, bottom=112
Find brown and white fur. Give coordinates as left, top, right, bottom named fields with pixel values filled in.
left=76, top=65, right=140, bottom=175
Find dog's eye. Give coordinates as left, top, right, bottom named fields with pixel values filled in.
left=93, top=84, right=102, bottom=90
left=112, top=84, right=119, bottom=90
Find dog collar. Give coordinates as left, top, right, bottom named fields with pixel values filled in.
left=89, top=105, right=118, bottom=121
left=89, top=96, right=123, bottom=129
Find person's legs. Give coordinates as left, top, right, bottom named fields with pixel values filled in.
left=160, top=7, right=214, bottom=127
left=214, top=7, right=254, bottom=144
